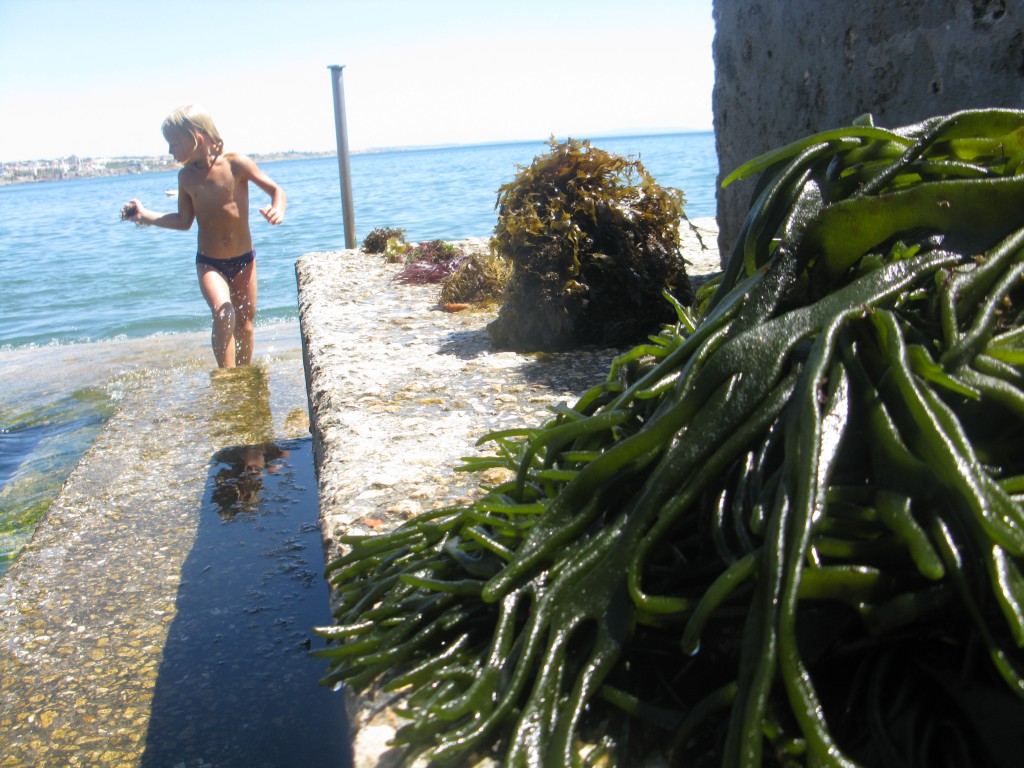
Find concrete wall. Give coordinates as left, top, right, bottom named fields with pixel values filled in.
left=712, top=0, right=1024, bottom=259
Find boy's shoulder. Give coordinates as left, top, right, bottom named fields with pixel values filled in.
left=223, top=151, right=255, bottom=164
left=223, top=152, right=260, bottom=172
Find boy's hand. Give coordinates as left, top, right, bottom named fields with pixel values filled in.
left=121, top=199, right=140, bottom=221
left=260, top=205, right=284, bottom=225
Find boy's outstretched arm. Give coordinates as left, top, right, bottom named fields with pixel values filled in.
left=123, top=187, right=196, bottom=230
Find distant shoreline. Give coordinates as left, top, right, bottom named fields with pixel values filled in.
left=0, top=130, right=713, bottom=187
left=0, top=150, right=337, bottom=187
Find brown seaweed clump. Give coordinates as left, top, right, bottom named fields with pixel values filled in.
left=487, top=137, right=693, bottom=352
left=362, top=226, right=406, bottom=254
left=439, top=249, right=512, bottom=307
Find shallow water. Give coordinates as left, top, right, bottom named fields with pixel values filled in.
left=0, top=334, right=352, bottom=766
left=0, top=132, right=718, bottom=351
left=0, top=326, right=302, bottom=578
left=0, top=405, right=111, bottom=570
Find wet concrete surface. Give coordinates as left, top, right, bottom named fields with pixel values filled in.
left=141, top=436, right=349, bottom=768
left=0, top=325, right=352, bottom=767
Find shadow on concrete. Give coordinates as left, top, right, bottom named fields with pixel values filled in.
left=140, top=437, right=353, bottom=768
left=436, top=327, right=493, bottom=360
left=438, top=327, right=618, bottom=394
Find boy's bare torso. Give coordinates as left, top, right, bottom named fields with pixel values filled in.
left=180, top=153, right=253, bottom=260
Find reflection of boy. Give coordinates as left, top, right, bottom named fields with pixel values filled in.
left=211, top=443, right=289, bottom=517
left=122, top=105, right=286, bottom=368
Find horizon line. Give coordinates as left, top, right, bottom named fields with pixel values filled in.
left=346, top=127, right=713, bottom=155
left=1, top=127, right=714, bottom=166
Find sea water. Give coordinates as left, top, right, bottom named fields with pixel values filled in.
left=0, top=133, right=717, bottom=350
left=0, top=131, right=719, bottom=571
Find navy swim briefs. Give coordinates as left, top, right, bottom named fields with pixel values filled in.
left=196, top=250, right=255, bottom=280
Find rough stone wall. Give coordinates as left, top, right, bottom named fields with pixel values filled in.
left=712, top=0, right=1024, bottom=258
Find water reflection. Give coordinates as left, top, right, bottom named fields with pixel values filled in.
left=206, top=365, right=297, bottom=517
left=141, top=438, right=352, bottom=767
left=142, top=364, right=352, bottom=766
left=210, top=443, right=290, bottom=517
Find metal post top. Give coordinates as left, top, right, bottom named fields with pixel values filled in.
left=327, top=64, right=346, bottom=70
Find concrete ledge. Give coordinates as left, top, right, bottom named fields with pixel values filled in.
left=295, top=220, right=719, bottom=765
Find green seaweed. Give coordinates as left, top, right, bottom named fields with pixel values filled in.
left=439, top=249, right=513, bottom=307
left=318, top=110, right=1024, bottom=767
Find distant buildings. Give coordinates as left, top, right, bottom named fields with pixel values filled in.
left=0, top=151, right=334, bottom=185
left=0, top=155, right=179, bottom=185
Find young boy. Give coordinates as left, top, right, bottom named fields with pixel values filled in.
left=123, top=105, right=286, bottom=368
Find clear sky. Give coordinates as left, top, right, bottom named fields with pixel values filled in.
left=0, top=0, right=715, bottom=162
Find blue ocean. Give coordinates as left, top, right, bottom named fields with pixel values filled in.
left=0, top=132, right=718, bottom=571
left=0, top=133, right=718, bottom=350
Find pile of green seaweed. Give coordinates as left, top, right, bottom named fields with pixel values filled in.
left=316, top=109, right=1024, bottom=767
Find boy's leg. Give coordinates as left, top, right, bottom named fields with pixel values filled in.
left=197, top=264, right=236, bottom=368
left=228, top=259, right=258, bottom=366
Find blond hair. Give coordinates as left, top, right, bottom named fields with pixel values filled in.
left=162, top=105, right=224, bottom=156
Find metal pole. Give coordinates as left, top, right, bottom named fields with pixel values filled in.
left=328, top=64, right=356, bottom=249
